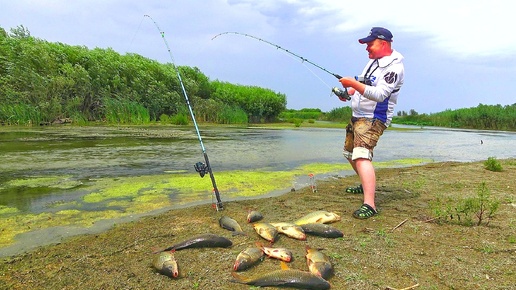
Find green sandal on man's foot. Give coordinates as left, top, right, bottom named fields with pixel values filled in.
left=346, top=184, right=363, bottom=194
left=353, top=204, right=378, bottom=219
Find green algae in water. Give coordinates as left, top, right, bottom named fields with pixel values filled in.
left=0, top=206, right=20, bottom=215
left=0, top=158, right=431, bottom=248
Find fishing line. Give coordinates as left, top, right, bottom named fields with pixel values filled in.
left=126, top=16, right=145, bottom=53
left=144, top=14, right=224, bottom=211
left=299, top=61, right=332, bottom=90
left=260, top=40, right=332, bottom=90
left=211, top=31, right=349, bottom=100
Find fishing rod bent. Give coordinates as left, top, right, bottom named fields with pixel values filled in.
left=212, top=32, right=343, bottom=79
left=144, top=15, right=224, bottom=211
left=212, top=31, right=349, bottom=100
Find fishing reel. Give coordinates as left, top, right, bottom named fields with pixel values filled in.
left=194, top=162, right=209, bottom=178
left=332, top=87, right=350, bottom=100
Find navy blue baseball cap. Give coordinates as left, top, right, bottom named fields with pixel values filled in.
left=359, top=27, right=393, bottom=43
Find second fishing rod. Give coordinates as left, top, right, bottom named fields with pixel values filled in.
left=212, top=32, right=351, bottom=100
left=145, top=15, right=224, bottom=211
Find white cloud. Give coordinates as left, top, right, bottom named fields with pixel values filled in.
left=226, top=0, right=514, bottom=59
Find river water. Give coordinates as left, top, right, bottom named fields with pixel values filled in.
left=0, top=124, right=514, bottom=256
left=1, top=124, right=515, bottom=209
left=2, top=125, right=513, bottom=178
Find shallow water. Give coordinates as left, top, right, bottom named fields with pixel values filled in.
left=0, top=124, right=514, bottom=256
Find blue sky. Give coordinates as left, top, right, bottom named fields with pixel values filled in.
left=1, top=0, right=514, bottom=113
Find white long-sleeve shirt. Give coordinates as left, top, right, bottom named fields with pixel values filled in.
left=351, top=49, right=405, bottom=126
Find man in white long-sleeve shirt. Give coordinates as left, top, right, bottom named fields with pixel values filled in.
left=337, top=27, right=405, bottom=219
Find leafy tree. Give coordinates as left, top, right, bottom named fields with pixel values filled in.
left=0, top=25, right=287, bottom=125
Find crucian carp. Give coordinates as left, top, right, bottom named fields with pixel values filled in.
left=154, top=233, right=232, bottom=253
left=219, top=215, right=246, bottom=236
left=152, top=250, right=179, bottom=278
left=294, top=210, right=341, bottom=225
left=270, top=222, right=307, bottom=240
left=300, top=223, right=344, bottom=238
left=246, top=210, right=264, bottom=223
left=252, top=222, right=278, bottom=243
left=233, top=246, right=264, bottom=271
left=305, top=246, right=334, bottom=280
left=231, top=261, right=331, bottom=290
left=257, top=242, right=293, bottom=262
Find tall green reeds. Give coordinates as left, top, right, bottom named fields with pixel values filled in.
left=216, top=105, right=248, bottom=124
left=103, top=98, right=150, bottom=125
left=324, top=106, right=353, bottom=122
left=0, top=103, right=42, bottom=125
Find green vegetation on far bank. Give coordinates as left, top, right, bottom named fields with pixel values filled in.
left=0, top=25, right=286, bottom=126
left=392, top=103, right=516, bottom=131
left=1, top=25, right=514, bottom=132
left=278, top=104, right=516, bottom=132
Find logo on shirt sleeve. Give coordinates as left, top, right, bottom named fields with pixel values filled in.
left=384, top=71, right=397, bottom=84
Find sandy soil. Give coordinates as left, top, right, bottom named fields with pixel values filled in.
left=1, top=159, right=515, bottom=290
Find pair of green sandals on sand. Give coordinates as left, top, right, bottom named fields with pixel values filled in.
left=346, top=184, right=378, bottom=219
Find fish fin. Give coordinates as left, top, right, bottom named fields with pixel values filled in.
left=280, top=261, right=290, bottom=270
left=151, top=247, right=166, bottom=254
left=233, top=231, right=248, bottom=237
left=230, top=272, right=249, bottom=283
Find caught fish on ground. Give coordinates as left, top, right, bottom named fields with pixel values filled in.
left=219, top=215, right=246, bottom=236
left=154, top=233, right=232, bottom=253
left=252, top=222, right=278, bottom=243
left=305, top=246, right=333, bottom=280
left=257, top=242, right=293, bottom=262
left=152, top=250, right=179, bottom=278
left=300, top=223, right=344, bottom=238
left=247, top=210, right=263, bottom=223
left=294, top=210, right=341, bottom=225
left=233, top=246, right=264, bottom=271
left=231, top=261, right=331, bottom=290
left=270, top=222, right=306, bottom=240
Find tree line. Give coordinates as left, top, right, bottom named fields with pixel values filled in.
left=1, top=25, right=513, bottom=131
left=279, top=105, right=515, bottom=132
left=0, top=25, right=287, bottom=125
left=392, top=104, right=516, bottom=131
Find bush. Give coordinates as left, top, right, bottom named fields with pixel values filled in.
left=430, top=182, right=500, bottom=226
left=159, top=114, right=170, bottom=123
left=171, top=113, right=189, bottom=125
left=484, top=157, right=502, bottom=172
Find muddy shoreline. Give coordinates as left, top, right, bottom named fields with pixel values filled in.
left=1, top=159, right=515, bottom=289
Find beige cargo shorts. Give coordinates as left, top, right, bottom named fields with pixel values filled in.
left=343, top=117, right=387, bottom=161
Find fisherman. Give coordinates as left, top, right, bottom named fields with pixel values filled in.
left=337, top=27, right=405, bottom=219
